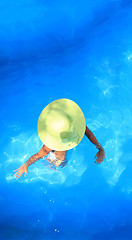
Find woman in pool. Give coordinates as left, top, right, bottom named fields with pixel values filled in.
left=14, top=99, right=105, bottom=179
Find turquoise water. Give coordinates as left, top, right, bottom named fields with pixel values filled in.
left=0, top=0, right=132, bottom=239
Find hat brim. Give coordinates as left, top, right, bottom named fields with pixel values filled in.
left=38, top=99, right=86, bottom=151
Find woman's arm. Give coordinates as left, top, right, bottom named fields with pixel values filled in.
left=25, top=145, right=52, bottom=167
left=14, top=145, right=52, bottom=179
left=85, top=126, right=99, bottom=146
left=85, top=125, right=105, bottom=164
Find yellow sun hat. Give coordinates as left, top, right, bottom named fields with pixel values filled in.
left=38, top=99, right=86, bottom=151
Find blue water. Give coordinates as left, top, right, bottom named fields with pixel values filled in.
left=0, top=0, right=132, bottom=239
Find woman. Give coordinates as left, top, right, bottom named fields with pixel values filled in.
left=14, top=99, right=105, bottom=179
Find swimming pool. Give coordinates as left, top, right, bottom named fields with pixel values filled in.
left=0, top=0, right=132, bottom=239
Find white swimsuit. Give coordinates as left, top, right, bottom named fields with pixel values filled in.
left=46, top=151, right=67, bottom=168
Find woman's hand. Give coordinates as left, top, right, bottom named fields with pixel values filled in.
left=14, top=163, right=28, bottom=179
left=95, top=147, right=105, bottom=165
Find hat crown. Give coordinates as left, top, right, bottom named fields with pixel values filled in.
left=45, top=109, right=71, bottom=138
